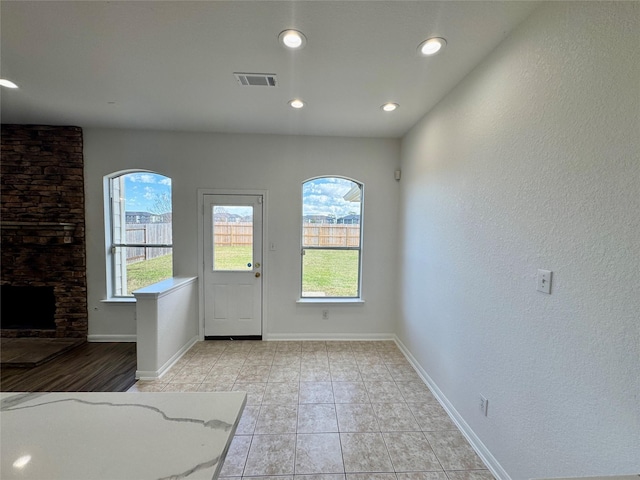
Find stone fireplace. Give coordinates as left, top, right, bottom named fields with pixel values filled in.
left=1, top=125, right=88, bottom=338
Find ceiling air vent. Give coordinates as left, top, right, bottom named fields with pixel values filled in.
left=234, top=73, right=277, bottom=87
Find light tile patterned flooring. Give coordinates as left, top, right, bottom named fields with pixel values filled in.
left=130, top=340, right=494, bottom=480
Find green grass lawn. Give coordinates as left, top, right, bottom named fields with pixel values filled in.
left=214, top=245, right=253, bottom=271
left=126, top=247, right=359, bottom=297
left=127, top=253, right=173, bottom=295
left=302, top=249, right=359, bottom=297
left=213, top=245, right=359, bottom=296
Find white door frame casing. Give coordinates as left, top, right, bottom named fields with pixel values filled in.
left=203, top=194, right=263, bottom=337
left=197, top=189, right=269, bottom=340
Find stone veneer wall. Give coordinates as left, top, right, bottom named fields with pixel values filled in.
left=1, top=125, right=88, bottom=338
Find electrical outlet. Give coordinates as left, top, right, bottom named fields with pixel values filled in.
left=480, top=394, right=488, bottom=416
left=322, top=310, right=329, bottom=320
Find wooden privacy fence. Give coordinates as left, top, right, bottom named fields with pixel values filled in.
left=125, top=222, right=361, bottom=263
left=302, top=224, right=361, bottom=247
left=213, top=222, right=361, bottom=247
left=214, top=222, right=254, bottom=247
left=126, top=223, right=172, bottom=263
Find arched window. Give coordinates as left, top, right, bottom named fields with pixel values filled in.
left=301, top=177, right=363, bottom=298
left=106, top=171, right=173, bottom=297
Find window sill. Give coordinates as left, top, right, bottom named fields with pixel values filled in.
left=296, top=298, right=364, bottom=305
left=101, top=297, right=136, bottom=304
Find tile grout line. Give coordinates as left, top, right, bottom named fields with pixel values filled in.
left=160, top=341, right=491, bottom=479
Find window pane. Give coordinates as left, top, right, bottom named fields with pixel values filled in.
left=117, top=172, right=173, bottom=244
left=110, top=171, right=173, bottom=297
left=302, top=178, right=361, bottom=247
left=302, top=249, right=359, bottom=297
left=301, top=177, right=363, bottom=298
left=213, top=205, right=253, bottom=271
left=115, top=247, right=173, bottom=296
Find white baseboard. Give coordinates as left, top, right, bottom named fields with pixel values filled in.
left=135, top=335, right=199, bottom=380
left=87, top=334, right=137, bottom=343
left=264, top=332, right=395, bottom=341
left=393, top=335, right=511, bottom=480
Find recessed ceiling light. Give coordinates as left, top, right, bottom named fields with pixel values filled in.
left=381, top=103, right=399, bottom=112
left=0, top=79, right=19, bottom=89
left=279, top=29, right=307, bottom=50
left=418, top=37, right=446, bottom=56
left=289, top=99, right=305, bottom=109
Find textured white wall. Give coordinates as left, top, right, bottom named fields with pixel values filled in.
left=84, top=131, right=400, bottom=339
left=398, top=2, right=639, bottom=478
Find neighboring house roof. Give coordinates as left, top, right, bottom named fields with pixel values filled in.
left=126, top=211, right=151, bottom=217
left=337, top=214, right=360, bottom=224
left=303, top=215, right=335, bottom=224
left=125, top=211, right=172, bottom=224
left=214, top=213, right=252, bottom=222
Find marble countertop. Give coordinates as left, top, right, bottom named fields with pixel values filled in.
left=1, top=391, right=246, bottom=480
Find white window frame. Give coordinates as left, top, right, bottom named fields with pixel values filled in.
left=103, top=169, right=173, bottom=300
left=299, top=176, right=364, bottom=302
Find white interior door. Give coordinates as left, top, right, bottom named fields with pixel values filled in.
left=203, top=194, right=262, bottom=338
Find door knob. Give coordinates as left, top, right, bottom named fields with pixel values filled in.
left=255, top=272, right=261, bottom=278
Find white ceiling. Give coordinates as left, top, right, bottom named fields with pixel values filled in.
left=0, top=1, right=538, bottom=138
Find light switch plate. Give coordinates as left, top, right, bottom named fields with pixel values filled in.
left=537, top=269, right=552, bottom=294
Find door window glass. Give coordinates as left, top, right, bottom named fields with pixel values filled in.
left=212, top=205, right=254, bottom=271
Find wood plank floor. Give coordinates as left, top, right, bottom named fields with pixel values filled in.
left=0, top=342, right=136, bottom=392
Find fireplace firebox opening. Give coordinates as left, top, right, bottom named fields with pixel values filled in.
left=1, top=286, right=56, bottom=330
